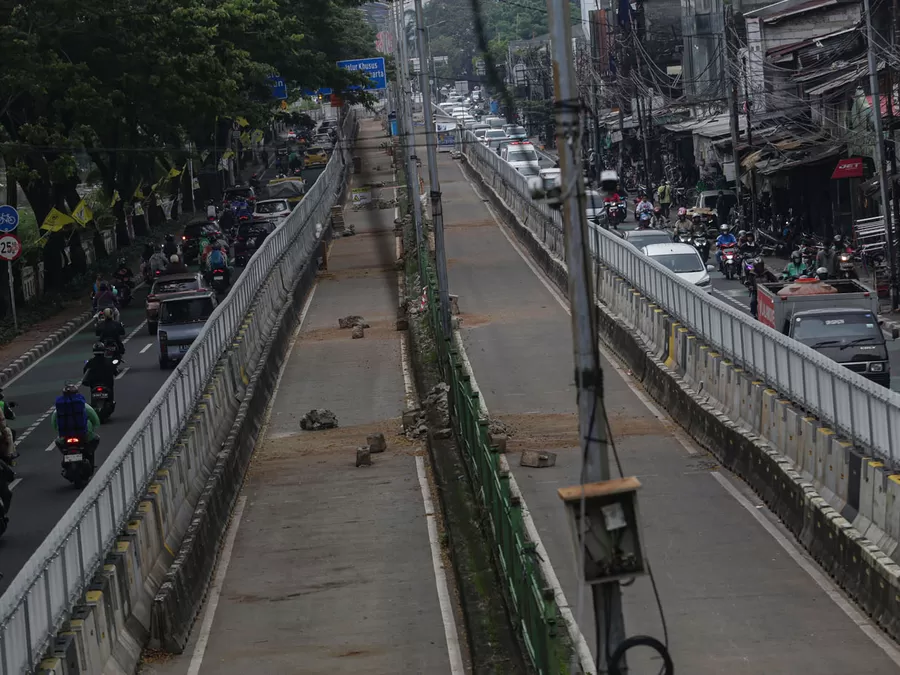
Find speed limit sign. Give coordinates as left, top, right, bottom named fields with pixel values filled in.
left=0, top=233, right=22, bottom=261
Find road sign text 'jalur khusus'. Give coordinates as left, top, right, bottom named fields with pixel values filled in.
left=336, top=57, right=388, bottom=90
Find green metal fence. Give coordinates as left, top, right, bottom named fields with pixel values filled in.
left=418, top=247, right=570, bottom=675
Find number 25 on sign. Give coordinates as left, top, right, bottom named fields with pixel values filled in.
left=0, top=233, right=22, bottom=261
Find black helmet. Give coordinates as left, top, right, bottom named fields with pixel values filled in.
left=63, top=382, right=79, bottom=395
left=165, top=234, right=174, bottom=243
left=117, top=257, right=126, bottom=266
left=790, top=251, right=801, bottom=263
left=98, top=281, right=108, bottom=291
left=92, top=341, right=105, bottom=355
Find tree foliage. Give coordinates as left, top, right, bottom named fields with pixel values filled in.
left=0, top=0, right=374, bottom=290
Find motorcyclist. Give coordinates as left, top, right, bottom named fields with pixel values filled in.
left=815, top=266, right=830, bottom=282
left=206, top=244, right=230, bottom=285
left=815, top=238, right=839, bottom=278
left=249, top=173, right=261, bottom=191
left=163, top=233, right=179, bottom=259
left=674, top=207, right=693, bottom=236
left=782, top=251, right=807, bottom=280
left=0, top=455, right=13, bottom=520
left=0, top=403, right=15, bottom=465
left=637, top=211, right=653, bottom=230
left=635, top=195, right=653, bottom=221
left=141, top=242, right=154, bottom=264
left=94, top=282, right=117, bottom=316
left=715, top=224, right=737, bottom=268
left=167, top=254, right=190, bottom=274
left=52, top=383, right=101, bottom=460
left=149, top=245, right=169, bottom=277
left=114, top=257, right=134, bottom=285
left=206, top=200, right=217, bottom=221
left=97, top=308, right=125, bottom=357
left=739, top=231, right=757, bottom=254
left=83, top=342, right=117, bottom=401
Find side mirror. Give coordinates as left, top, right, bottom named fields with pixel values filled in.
left=707, top=265, right=715, bottom=272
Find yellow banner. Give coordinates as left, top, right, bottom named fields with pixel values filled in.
left=222, top=149, right=235, bottom=160
left=240, top=131, right=251, bottom=147
left=251, top=129, right=264, bottom=144
left=41, top=207, right=75, bottom=232
left=235, top=116, right=250, bottom=127
left=110, top=190, right=120, bottom=207
left=168, top=167, right=182, bottom=179
left=133, top=181, right=144, bottom=200
left=72, top=199, right=93, bottom=227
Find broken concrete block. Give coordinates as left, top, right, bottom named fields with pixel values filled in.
left=451, top=317, right=461, bottom=330
left=449, top=294, right=460, bottom=315
left=351, top=325, right=365, bottom=339
left=424, top=383, right=451, bottom=428
left=489, top=433, right=508, bottom=453
left=356, top=446, right=371, bottom=467
left=396, top=317, right=409, bottom=331
left=402, top=408, right=422, bottom=431
left=300, top=409, right=338, bottom=431
left=367, top=433, right=387, bottom=453
left=520, top=450, right=557, bottom=468
left=338, top=315, right=365, bottom=329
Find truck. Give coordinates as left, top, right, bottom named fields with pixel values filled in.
left=455, top=80, right=469, bottom=96
left=756, top=279, right=890, bottom=387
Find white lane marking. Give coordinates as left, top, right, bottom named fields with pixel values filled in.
left=18, top=407, right=55, bottom=444
left=140, top=343, right=152, bottom=354
left=186, top=495, right=248, bottom=675
left=2, top=282, right=147, bottom=388
left=712, top=287, right=751, bottom=312
left=115, top=367, right=130, bottom=380
left=415, top=455, right=466, bottom=675
left=9, top=477, right=21, bottom=491
left=711, top=471, right=900, bottom=666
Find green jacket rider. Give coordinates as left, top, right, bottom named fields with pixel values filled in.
left=52, top=404, right=101, bottom=441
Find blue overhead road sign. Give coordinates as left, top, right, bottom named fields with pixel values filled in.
left=0, top=205, right=19, bottom=232
left=337, top=57, right=388, bottom=91
left=269, top=76, right=288, bottom=100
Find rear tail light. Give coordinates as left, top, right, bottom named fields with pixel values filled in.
left=66, top=438, right=80, bottom=444
left=96, top=387, right=103, bottom=392
left=147, top=294, right=157, bottom=302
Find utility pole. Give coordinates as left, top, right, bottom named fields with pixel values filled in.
left=413, top=0, right=451, bottom=335
left=887, top=0, right=900, bottom=308
left=726, top=5, right=742, bottom=205
left=742, top=56, right=758, bottom=228
left=545, top=0, right=628, bottom=673
left=864, top=0, right=899, bottom=308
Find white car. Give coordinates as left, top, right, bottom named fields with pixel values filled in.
left=254, top=198, right=292, bottom=223
left=641, top=243, right=713, bottom=292
left=501, top=141, right=540, bottom=175
left=539, top=167, right=561, bottom=189
left=483, top=129, right=508, bottom=149
left=585, top=189, right=606, bottom=222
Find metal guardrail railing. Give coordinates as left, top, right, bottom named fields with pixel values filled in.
left=460, top=128, right=900, bottom=468
left=0, top=110, right=357, bottom=675
left=418, top=245, right=565, bottom=675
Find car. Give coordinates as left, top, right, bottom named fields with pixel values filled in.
left=485, top=117, right=505, bottom=129
left=483, top=129, right=508, bottom=149
left=305, top=147, right=328, bottom=166
left=503, top=125, right=528, bottom=141
left=501, top=141, right=540, bottom=174
left=234, top=218, right=276, bottom=266
left=641, top=242, right=713, bottom=291
left=223, top=185, right=256, bottom=205
left=254, top=198, right=292, bottom=223
left=157, top=290, right=218, bottom=369
left=473, top=128, right=489, bottom=141
left=145, top=272, right=208, bottom=335
left=539, top=167, right=561, bottom=189
left=622, top=229, right=674, bottom=249
left=181, top=220, right=223, bottom=264
left=585, top=190, right=607, bottom=223
left=692, top=189, right=738, bottom=225
left=313, top=135, right=334, bottom=151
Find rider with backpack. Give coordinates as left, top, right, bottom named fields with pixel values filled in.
left=52, top=383, right=101, bottom=464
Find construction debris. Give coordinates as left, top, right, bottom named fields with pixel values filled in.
left=356, top=446, right=372, bottom=467
left=300, top=409, right=338, bottom=431
left=351, top=325, right=365, bottom=339
left=520, top=450, right=557, bottom=468
left=338, top=315, right=369, bottom=329
left=367, top=433, right=387, bottom=453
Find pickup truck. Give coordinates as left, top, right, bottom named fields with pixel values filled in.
left=757, top=279, right=889, bottom=387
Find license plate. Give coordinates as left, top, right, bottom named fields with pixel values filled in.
left=64, top=453, right=83, bottom=463
left=213, top=275, right=223, bottom=281
left=179, top=344, right=191, bottom=352
left=93, top=392, right=109, bottom=399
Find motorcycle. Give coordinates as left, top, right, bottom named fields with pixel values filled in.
left=604, top=200, right=623, bottom=227
left=651, top=205, right=665, bottom=228
left=94, top=308, right=120, bottom=333
left=0, top=459, right=11, bottom=538
left=103, top=340, right=123, bottom=374
left=113, top=279, right=133, bottom=307
left=56, top=436, right=94, bottom=488
left=90, top=384, right=115, bottom=422
left=676, top=232, right=693, bottom=246
left=694, top=234, right=709, bottom=262
left=837, top=249, right=857, bottom=279
left=210, top=268, right=229, bottom=294
left=719, top=245, right=738, bottom=280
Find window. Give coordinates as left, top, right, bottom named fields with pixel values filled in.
left=160, top=297, right=214, bottom=324
left=256, top=201, right=288, bottom=214
left=507, top=149, right=538, bottom=163
left=792, top=313, right=882, bottom=341
left=153, top=279, right=199, bottom=295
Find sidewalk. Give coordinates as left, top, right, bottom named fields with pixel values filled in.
left=145, top=118, right=461, bottom=675
left=431, top=148, right=900, bottom=673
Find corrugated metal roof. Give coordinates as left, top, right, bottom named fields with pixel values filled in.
left=745, top=0, right=839, bottom=21
left=806, top=66, right=865, bottom=96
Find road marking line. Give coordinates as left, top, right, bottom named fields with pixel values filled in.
left=140, top=343, right=152, bottom=354
left=9, top=477, right=21, bottom=491
left=20, top=407, right=55, bottom=444
left=115, top=367, right=130, bottom=380
left=415, top=455, right=466, bottom=675
left=186, top=495, right=248, bottom=675
left=711, top=471, right=900, bottom=667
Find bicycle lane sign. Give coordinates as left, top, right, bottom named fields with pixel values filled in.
left=0, top=205, right=18, bottom=233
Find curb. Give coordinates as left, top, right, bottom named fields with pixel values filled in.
left=0, top=310, right=94, bottom=388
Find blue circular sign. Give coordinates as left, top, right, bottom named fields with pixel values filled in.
left=0, top=205, right=19, bottom=233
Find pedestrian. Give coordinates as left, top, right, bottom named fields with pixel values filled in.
left=657, top=181, right=672, bottom=218
left=261, top=149, right=269, bottom=168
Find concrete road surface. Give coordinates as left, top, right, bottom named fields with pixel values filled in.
left=146, top=117, right=462, bottom=675
left=432, top=146, right=900, bottom=673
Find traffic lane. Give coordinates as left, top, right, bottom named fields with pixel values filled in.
left=0, top=268, right=242, bottom=592
left=710, top=274, right=900, bottom=392
left=440, top=157, right=900, bottom=672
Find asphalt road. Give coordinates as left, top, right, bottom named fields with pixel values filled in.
left=436, top=148, right=900, bottom=673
